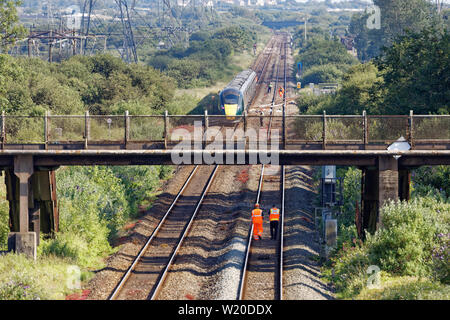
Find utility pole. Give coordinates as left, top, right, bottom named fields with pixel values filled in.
left=436, top=0, right=443, bottom=14
left=304, top=17, right=307, bottom=43
left=83, top=0, right=94, bottom=52
left=303, top=14, right=309, bottom=44
left=116, top=0, right=138, bottom=63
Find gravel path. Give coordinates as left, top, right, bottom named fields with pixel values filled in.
left=283, top=166, right=335, bottom=300
left=156, top=164, right=260, bottom=300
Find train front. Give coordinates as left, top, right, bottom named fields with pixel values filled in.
left=219, top=88, right=242, bottom=121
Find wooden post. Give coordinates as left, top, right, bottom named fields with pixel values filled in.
left=44, top=110, right=49, bottom=150
left=322, top=110, right=327, bottom=150
left=204, top=110, right=209, bottom=147
left=409, top=110, right=414, bottom=149
left=283, top=103, right=286, bottom=150
left=204, top=110, right=209, bottom=129
left=72, top=30, right=77, bottom=56
left=84, top=111, right=90, bottom=149
left=164, top=110, right=168, bottom=149
left=49, top=30, right=53, bottom=63
left=243, top=111, right=248, bottom=150
left=1, top=110, right=5, bottom=149
left=243, top=111, right=247, bottom=133
left=363, top=110, right=368, bottom=148
left=124, top=110, right=129, bottom=148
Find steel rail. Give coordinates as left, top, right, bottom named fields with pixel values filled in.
left=108, top=165, right=200, bottom=300
left=150, top=164, right=220, bottom=300
left=278, top=39, right=287, bottom=301
left=279, top=165, right=285, bottom=300
left=148, top=120, right=243, bottom=299
left=108, top=125, right=231, bottom=300
left=238, top=34, right=288, bottom=300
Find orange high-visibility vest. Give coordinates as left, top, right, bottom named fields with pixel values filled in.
left=269, top=208, right=280, bottom=221
left=252, top=209, right=263, bottom=223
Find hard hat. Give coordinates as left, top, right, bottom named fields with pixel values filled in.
left=254, top=203, right=260, bottom=208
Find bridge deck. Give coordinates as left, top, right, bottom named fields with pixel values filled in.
left=1, top=113, right=448, bottom=167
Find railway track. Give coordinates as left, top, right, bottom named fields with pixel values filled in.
left=109, top=164, right=219, bottom=300
left=238, top=33, right=288, bottom=300
left=109, top=120, right=242, bottom=300
left=107, top=34, right=290, bottom=301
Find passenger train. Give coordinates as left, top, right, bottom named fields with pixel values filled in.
left=219, top=69, right=258, bottom=119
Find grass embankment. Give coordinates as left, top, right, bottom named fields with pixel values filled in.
left=322, top=196, right=449, bottom=300
left=0, top=165, right=173, bottom=300
left=317, top=168, right=450, bottom=300
left=292, top=25, right=449, bottom=300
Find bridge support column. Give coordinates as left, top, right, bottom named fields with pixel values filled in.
left=360, top=156, right=399, bottom=237
left=8, top=155, right=36, bottom=259
left=399, top=169, right=411, bottom=201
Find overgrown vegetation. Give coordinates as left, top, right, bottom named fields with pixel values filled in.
left=146, top=26, right=258, bottom=89
left=0, top=0, right=272, bottom=299
left=1, top=54, right=175, bottom=116
left=323, top=197, right=449, bottom=299
left=292, top=1, right=450, bottom=300
left=0, top=165, right=173, bottom=299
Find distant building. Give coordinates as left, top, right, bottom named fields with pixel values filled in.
left=340, top=35, right=357, bottom=57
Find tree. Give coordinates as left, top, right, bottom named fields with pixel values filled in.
left=331, top=63, right=385, bottom=115
left=296, top=37, right=358, bottom=70
left=349, top=0, right=438, bottom=61
left=0, top=0, right=25, bottom=53
left=375, top=27, right=450, bottom=114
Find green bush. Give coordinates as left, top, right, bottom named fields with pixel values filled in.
left=38, top=232, right=107, bottom=268
left=367, top=197, right=450, bottom=277
left=432, top=233, right=450, bottom=284
left=324, top=241, right=371, bottom=297
left=57, top=166, right=129, bottom=238
left=356, top=273, right=450, bottom=300
left=412, top=166, right=450, bottom=199
left=0, top=253, right=83, bottom=300
left=0, top=182, right=9, bottom=250
left=324, top=196, right=450, bottom=299
left=296, top=37, right=358, bottom=70
left=110, top=166, right=173, bottom=215
left=2, top=54, right=175, bottom=116
left=301, top=63, right=345, bottom=84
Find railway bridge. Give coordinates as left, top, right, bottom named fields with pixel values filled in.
left=1, top=112, right=449, bottom=258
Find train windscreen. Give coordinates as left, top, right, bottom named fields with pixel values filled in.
left=223, top=93, right=239, bottom=104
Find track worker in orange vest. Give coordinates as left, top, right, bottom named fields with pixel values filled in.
left=252, top=203, right=263, bottom=241
left=269, top=204, right=280, bottom=240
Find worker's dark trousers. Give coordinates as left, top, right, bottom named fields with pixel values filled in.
left=270, top=220, right=279, bottom=240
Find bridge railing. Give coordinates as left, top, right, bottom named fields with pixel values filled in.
left=0, top=111, right=449, bottom=149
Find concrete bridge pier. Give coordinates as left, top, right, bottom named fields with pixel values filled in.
left=5, top=156, right=59, bottom=260
left=7, top=155, right=36, bottom=259
left=360, top=156, right=410, bottom=237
